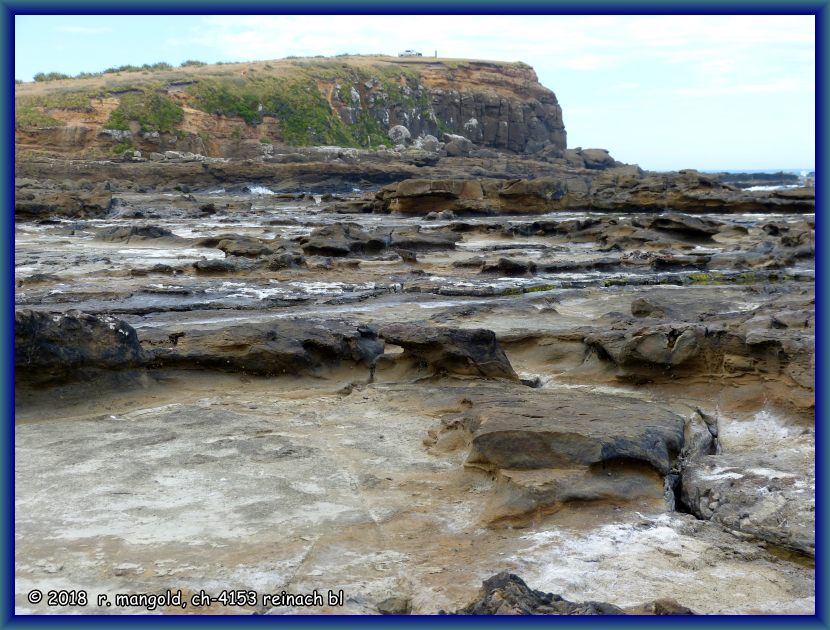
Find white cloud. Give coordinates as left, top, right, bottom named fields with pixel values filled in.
left=175, top=14, right=813, bottom=79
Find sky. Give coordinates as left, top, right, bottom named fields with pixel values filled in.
left=14, top=14, right=815, bottom=171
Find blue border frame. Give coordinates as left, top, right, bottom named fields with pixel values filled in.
left=3, top=2, right=826, bottom=628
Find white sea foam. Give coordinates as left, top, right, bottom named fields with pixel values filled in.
left=744, top=185, right=801, bottom=192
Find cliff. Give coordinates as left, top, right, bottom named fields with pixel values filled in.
left=15, top=56, right=566, bottom=159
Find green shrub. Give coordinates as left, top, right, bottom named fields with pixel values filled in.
left=105, top=90, right=183, bottom=133
left=180, top=60, right=207, bottom=67
left=187, top=79, right=262, bottom=124
left=111, top=141, right=133, bottom=155
left=15, top=107, right=61, bottom=128
left=103, top=64, right=141, bottom=74
left=101, top=62, right=172, bottom=75
left=33, top=72, right=71, bottom=82
left=17, top=90, right=94, bottom=112
left=143, top=62, right=172, bottom=71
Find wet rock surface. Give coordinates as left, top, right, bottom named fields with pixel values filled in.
left=681, top=448, right=814, bottom=556
left=14, top=167, right=814, bottom=614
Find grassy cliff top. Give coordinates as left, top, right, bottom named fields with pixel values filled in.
left=15, top=55, right=551, bottom=152
left=16, top=55, right=534, bottom=95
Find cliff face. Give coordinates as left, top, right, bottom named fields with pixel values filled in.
left=14, top=56, right=566, bottom=159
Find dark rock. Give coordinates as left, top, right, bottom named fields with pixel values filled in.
left=460, top=387, right=684, bottom=475
left=585, top=325, right=703, bottom=369
left=447, top=572, right=622, bottom=615
left=15, top=310, right=143, bottom=384
left=193, top=258, right=255, bottom=274
left=481, top=257, right=537, bottom=275
left=95, top=225, right=179, bottom=243
left=397, top=249, right=418, bottom=263
left=15, top=189, right=113, bottom=220
left=648, top=213, right=722, bottom=238
left=195, top=234, right=276, bottom=258
left=379, top=323, right=517, bottom=380
left=652, top=254, right=710, bottom=271
left=579, top=148, right=618, bottom=170
left=443, top=133, right=474, bottom=157
left=300, top=223, right=386, bottom=256
left=627, top=599, right=696, bottom=615
left=631, top=297, right=668, bottom=318
left=147, top=319, right=383, bottom=376
left=446, top=572, right=694, bottom=615
left=265, top=252, right=305, bottom=270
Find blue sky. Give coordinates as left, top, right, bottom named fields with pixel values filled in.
left=14, top=14, right=815, bottom=171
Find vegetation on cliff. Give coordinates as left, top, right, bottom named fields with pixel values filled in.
left=15, top=55, right=565, bottom=155
left=104, top=90, right=184, bottom=134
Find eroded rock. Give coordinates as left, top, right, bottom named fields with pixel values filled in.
left=681, top=452, right=814, bottom=556
left=146, top=319, right=383, bottom=376
left=446, top=572, right=694, bottom=615
left=378, top=323, right=517, bottom=380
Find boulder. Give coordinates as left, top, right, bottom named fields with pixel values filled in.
left=443, top=133, right=474, bottom=157
left=446, top=572, right=694, bottom=615
left=398, top=148, right=440, bottom=167
left=195, top=234, right=276, bottom=258
left=631, top=297, right=669, bottom=318
left=265, top=252, right=305, bottom=270
left=460, top=388, right=684, bottom=475
left=580, top=148, right=617, bottom=169
left=413, top=134, right=442, bottom=152
left=95, top=225, right=180, bottom=243
left=379, top=323, right=517, bottom=380
left=388, top=125, right=411, bottom=145
left=15, top=310, right=143, bottom=383
left=300, top=223, right=386, bottom=256
left=585, top=326, right=703, bottom=369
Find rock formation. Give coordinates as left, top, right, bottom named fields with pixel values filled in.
left=446, top=572, right=695, bottom=615
left=15, top=57, right=566, bottom=158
